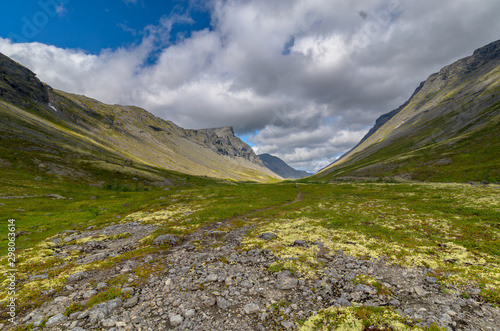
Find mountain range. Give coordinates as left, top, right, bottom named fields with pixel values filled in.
left=0, top=53, right=282, bottom=185
left=1, top=40, right=500, bottom=185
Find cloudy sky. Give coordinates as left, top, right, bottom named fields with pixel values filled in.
left=1, top=0, right=499, bottom=172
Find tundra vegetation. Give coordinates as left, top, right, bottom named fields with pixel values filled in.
left=0, top=172, right=498, bottom=329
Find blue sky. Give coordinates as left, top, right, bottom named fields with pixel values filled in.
left=1, top=1, right=500, bottom=172
left=1, top=0, right=211, bottom=54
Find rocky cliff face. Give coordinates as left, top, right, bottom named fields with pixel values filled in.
left=0, top=53, right=49, bottom=107
left=184, top=126, right=264, bottom=166
left=316, top=39, right=500, bottom=182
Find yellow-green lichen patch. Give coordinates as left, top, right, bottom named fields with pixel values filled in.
left=242, top=215, right=500, bottom=300
left=123, top=203, right=198, bottom=226
left=298, top=306, right=433, bottom=331
left=242, top=217, right=385, bottom=278
left=74, top=235, right=108, bottom=245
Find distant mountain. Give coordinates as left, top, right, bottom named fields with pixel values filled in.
left=259, top=153, right=311, bottom=179
left=0, top=52, right=281, bottom=184
left=314, top=40, right=500, bottom=183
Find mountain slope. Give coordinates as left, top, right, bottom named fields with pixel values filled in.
left=259, top=153, right=311, bottom=179
left=0, top=53, right=280, bottom=184
left=315, top=40, right=500, bottom=183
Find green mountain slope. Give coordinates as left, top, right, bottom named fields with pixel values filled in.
left=314, top=40, right=500, bottom=183
left=0, top=53, right=280, bottom=186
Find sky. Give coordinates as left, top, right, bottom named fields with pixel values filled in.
left=1, top=0, right=500, bottom=172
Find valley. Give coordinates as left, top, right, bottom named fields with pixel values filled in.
left=0, top=36, right=499, bottom=331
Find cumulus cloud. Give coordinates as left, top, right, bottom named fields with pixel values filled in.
left=1, top=0, right=500, bottom=172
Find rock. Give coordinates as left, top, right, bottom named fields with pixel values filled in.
left=46, top=313, right=67, bottom=327
left=51, top=238, right=63, bottom=244
left=276, top=273, right=298, bottom=290
left=426, top=276, right=437, bottom=284
left=204, top=297, right=216, bottom=307
left=354, top=284, right=376, bottom=294
left=241, top=280, right=253, bottom=289
left=46, top=193, right=67, bottom=199
left=185, top=309, right=196, bottom=318
left=29, top=273, right=48, bottom=280
left=89, top=298, right=122, bottom=324
left=206, top=274, right=218, bottom=282
left=243, top=303, right=260, bottom=314
left=67, top=271, right=89, bottom=282
left=281, top=321, right=295, bottom=329
left=336, top=298, right=351, bottom=307
left=70, top=328, right=87, bottom=331
left=257, top=232, right=277, bottom=240
left=153, top=234, right=180, bottom=245
left=441, top=313, right=453, bottom=324
left=292, top=240, right=308, bottom=247
left=83, top=290, right=97, bottom=299
left=414, top=285, right=427, bottom=296
left=101, top=317, right=117, bottom=327
left=217, top=297, right=232, bottom=310
left=124, top=296, right=139, bottom=308
left=170, top=314, right=183, bottom=326
left=77, top=311, right=89, bottom=319
left=96, top=282, right=108, bottom=290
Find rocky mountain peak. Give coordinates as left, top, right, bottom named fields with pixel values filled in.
left=0, top=52, right=49, bottom=107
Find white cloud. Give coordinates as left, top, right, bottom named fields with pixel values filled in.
left=1, top=0, right=500, bottom=172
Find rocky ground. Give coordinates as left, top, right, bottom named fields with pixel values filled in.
left=10, top=213, right=500, bottom=331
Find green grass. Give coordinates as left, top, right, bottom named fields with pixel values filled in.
left=0, top=178, right=498, bottom=326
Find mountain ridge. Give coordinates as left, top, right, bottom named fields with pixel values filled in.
left=314, top=39, right=500, bottom=182
left=258, top=153, right=311, bottom=179
left=0, top=52, right=280, bottom=183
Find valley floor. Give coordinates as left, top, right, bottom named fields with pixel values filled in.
left=0, top=181, right=499, bottom=330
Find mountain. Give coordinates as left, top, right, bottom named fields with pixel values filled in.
left=0, top=52, right=281, bottom=184
left=314, top=40, right=500, bottom=183
left=258, top=153, right=312, bottom=179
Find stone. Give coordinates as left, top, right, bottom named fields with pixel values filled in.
left=101, top=318, right=116, bottom=327
left=67, top=271, right=89, bottom=282
left=29, top=273, right=48, bottom=280
left=96, top=282, right=108, bottom=290
left=204, top=297, right=216, bottom=307
left=336, top=298, right=351, bottom=307
left=46, top=193, right=67, bottom=199
left=70, top=328, right=87, bottom=331
left=206, top=273, right=218, bottom=282
left=217, top=297, right=232, bottom=310
left=241, top=280, right=253, bottom=289
left=354, top=284, right=376, bottom=294
left=441, top=313, right=452, bottom=324
left=185, top=309, right=196, bottom=318
left=414, top=285, right=427, bottom=296
left=51, top=238, right=63, bottom=244
left=278, top=277, right=298, bottom=290
left=89, top=298, right=122, bottom=324
left=292, top=240, right=308, bottom=247
left=257, top=232, right=277, bottom=240
left=46, top=313, right=67, bottom=327
left=83, top=290, right=97, bottom=299
left=170, top=314, right=183, bottom=326
left=243, top=303, right=260, bottom=314
left=124, top=296, right=139, bottom=308
left=153, top=234, right=180, bottom=245
left=281, top=321, right=295, bottom=329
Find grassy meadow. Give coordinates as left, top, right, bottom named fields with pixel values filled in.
left=0, top=174, right=499, bottom=328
